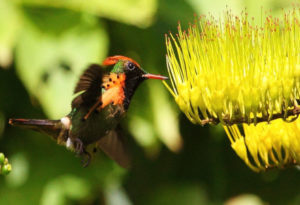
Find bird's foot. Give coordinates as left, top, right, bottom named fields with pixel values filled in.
left=74, top=138, right=84, bottom=155
left=81, top=149, right=91, bottom=168
left=73, top=138, right=91, bottom=167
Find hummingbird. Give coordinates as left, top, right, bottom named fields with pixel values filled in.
left=9, top=55, right=168, bottom=168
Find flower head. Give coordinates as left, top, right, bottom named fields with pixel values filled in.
left=164, top=8, right=300, bottom=171
left=225, top=118, right=300, bottom=172
left=164, top=8, right=300, bottom=125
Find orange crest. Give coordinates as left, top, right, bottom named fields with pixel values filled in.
left=102, top=55, right=140, bottom=67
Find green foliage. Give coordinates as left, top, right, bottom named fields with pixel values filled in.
left=40, top=175, right=91, bottom=205
left=15, top=7, right=108, bottom=118
left=0, top=153, right=4, bottom=164
left=0, top=0, right=21, bottom=67
left=0, top=152, right=12, bottom=175
left=0, top=0, right=300, bottom=204
left=13, top=0, right=157, bottom=27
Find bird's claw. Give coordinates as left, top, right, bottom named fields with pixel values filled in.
left=73, top=138, right=91, bottom=167
left=74, top=138, right=84, bottom=155
left=81, top=150, right=91, bottom=168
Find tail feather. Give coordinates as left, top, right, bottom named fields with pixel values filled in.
left=9, top=118, right=63, bottom=139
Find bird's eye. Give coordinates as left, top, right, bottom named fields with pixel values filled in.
left=127, top=62, right=135, bottom=70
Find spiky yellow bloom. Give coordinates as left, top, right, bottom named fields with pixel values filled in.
left=224, top=118, right=300, bottom=172
left=164, top=8, right=300, bottom=171
left=165, top=9, right=300, bottom=125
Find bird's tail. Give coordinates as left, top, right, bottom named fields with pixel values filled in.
left=8, top=118, right=63, bottom=139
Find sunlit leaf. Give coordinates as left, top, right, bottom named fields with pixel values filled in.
left=225, top=194, right=265, bottom=205
left=15, top=8, right=108, bottom=118
left=129, top=115, right=160, bottom=156
left=186, top=0, right=294, bottom=23
left=5, top=153, right=29, bottom=187
left=149, top=82, right=182, bottom=152
left=185, top=0, right=243, bottom=17
left=105, top=184, right=132, bottom=205
left=13, top=0, right=158, bottom=27
left=40, top=175, right=91, bottom=205
left=128, top=82, right=182, bottom=155
left=0, top=0, right=21, bottom=67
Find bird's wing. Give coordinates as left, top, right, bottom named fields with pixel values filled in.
left=72, top=65, right=127, bottom=120
left=72, top=64, right=103, bottom=109
left=96, top=126, right=130, bottom=168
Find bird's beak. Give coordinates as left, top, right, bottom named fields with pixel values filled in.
left=142, top=73, right=168, bottom=80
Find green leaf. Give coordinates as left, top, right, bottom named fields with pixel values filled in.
left=14, top=0, right=158, bottom=27
left=15, top=8, right=108, bottom=118
left=0, top=153, right=4, bottom=165
left=0, top=0, right=22, bottom=67
left=149, top=82, right=182, bottom=152
left=128, top=81, right=182, bottom=155
left=5, top=153, right=28, bottom=186
left=40, top=175, right=91, bottom=205
left=225, top=194, right=265, bottom=205
left=185, top=0, right=243, bottom=17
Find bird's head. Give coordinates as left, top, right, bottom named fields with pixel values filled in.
left=103, top=55, right=168, bottom=81
left=102, top=55, right=168, bottom=108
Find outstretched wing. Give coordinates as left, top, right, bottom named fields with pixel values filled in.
left=96, top=126, right=130, bottom=168
left=72, top=64, right=103, bottom=109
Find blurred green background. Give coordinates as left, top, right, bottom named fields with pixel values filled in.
left=0, top=0, right=300, bottom=204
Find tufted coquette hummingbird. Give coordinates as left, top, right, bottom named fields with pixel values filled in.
left=9, top=56, right=168, bottom=168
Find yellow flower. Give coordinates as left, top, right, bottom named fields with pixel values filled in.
left=164, top=8, right=300, bottom=125
left=164, top=8, right=300, bottom=171
left=224, top=118, right=300, bottom=172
